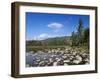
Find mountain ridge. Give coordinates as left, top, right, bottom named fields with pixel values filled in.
left=26, top=36, right=71, bottom=46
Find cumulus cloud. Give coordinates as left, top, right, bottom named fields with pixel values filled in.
left=33, top=33, right=50, bottom=40
left=33, top=33, right=64, bottom=40
left=38, top=33, right=49, bottom=39
left=47, top=22, right=63, bottom=31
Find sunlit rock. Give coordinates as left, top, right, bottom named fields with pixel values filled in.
left=53, top=61, right=58, bottom=66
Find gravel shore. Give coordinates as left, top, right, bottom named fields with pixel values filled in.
left=26, top=48, right=89, bottom=67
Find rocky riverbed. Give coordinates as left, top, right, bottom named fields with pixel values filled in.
left=26, top=48, right=89, bottom=67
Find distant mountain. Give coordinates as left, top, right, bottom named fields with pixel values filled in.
left=26, top=36, right=71, bottom=46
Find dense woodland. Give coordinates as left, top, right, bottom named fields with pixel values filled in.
left=71, top=19, right=89, bottom=47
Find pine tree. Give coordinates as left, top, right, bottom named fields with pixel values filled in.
left=77, top=19, right=84, bottom=46
left=71, top=18, right=84, bottom=46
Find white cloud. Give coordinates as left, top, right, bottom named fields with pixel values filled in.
left=33, top=33, right=50, bottom=40
left=33, top=33, right=65, bottom=40
left=47, top=22, right=63, bottom=30
left=38, top=33, right=48, bottom=39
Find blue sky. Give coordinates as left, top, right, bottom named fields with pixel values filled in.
left=26, top=12, right=89, bottom=40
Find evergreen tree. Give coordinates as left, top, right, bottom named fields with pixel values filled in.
left=71, top=31, right=77, bottom=46
left=77, top=19, right=84, bottom=45
left=83, top=28, right=89, bottom=46
left=71, top=18, right=85, bottom=46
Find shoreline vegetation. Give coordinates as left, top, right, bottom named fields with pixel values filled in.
left=26, top=19, right=89, bottom=67
left=26, top=45, right=89, bottom=54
